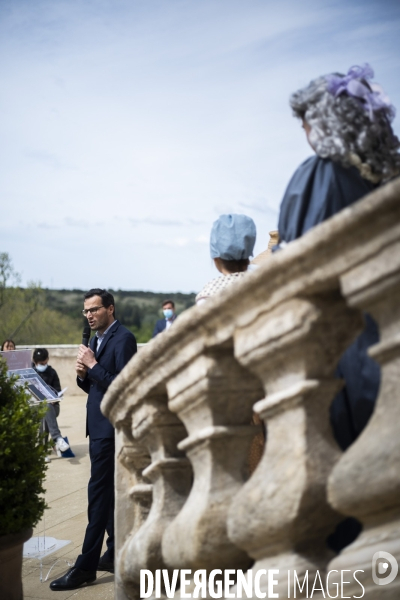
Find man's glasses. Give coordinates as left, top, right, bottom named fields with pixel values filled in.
left=82, top=306, right=104, bottom=316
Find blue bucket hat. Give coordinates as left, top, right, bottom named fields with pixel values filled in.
left=210, top=214, right=256, bottom=260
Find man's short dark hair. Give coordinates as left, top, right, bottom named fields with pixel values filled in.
left=84, top=288, right=115, bottom=316
left=33, top=348, right=49, bottom=363
left=162, top=299, right=175, bottom=308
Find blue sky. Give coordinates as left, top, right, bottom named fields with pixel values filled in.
left=1, top=0, right=399, bottom=293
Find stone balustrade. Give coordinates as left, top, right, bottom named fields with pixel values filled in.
left=102, top=177, right=400, bottom=600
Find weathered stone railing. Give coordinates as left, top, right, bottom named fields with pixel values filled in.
left=103, top=178, right=400, bottom=600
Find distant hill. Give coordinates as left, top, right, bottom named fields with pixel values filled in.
left=45, top=289, right=197, bottom=343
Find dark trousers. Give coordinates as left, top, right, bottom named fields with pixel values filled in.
left=75, top=437, right=115, bottom=571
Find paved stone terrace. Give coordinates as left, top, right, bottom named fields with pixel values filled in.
left=23, top=394, right=115, bottom=600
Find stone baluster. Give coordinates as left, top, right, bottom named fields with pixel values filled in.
left=161, top=346, right=264, bottom=572
left=227, top=293, right=363, bottom=596
left=324, top=235, right=400, bottom=598
left=118, top=391, right=192, bottom=599
left=115, top=424, right=152, bottom=600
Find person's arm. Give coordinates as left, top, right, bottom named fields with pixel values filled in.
left=76, top=355, right=90, bottom=394
left=50, top=368, right=61, bottom=393
left=77, top=374, right=91, bottom=394
left=87, top=334, right=137, bottom=391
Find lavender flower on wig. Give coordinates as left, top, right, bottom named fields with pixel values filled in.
left=290, top=65, right=400, bottom=182
left=326, top=64, right=395, bottom=122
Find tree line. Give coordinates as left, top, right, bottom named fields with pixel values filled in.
left=0, top=253, right=196, bottom=345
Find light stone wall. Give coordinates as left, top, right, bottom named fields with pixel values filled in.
left=101, top=177, right=400, bottom=600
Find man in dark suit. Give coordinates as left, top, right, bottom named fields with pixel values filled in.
left=50, top=289, right=137, bottom=591
left=152, top=299, right=177, bottom=338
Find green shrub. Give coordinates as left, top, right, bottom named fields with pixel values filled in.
left=0, top=358, right=49, bottom=535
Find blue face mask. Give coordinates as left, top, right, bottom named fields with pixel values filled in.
left=36, top=363, right=48, bottom=372
left=163, top=308, right=174, bottom=319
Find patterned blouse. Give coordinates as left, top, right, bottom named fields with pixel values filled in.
left=195, top=272, right=248, bottom=304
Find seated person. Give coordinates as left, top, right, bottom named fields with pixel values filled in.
left=196, top=213, right=256, bottom=304
left=1, top=339, right=15, bottom=351
left=33, top=348, right=69, bottom=455
left=275, top=64, right=400, bottom=551
left=276, top=64, right=400, bottom=451
left=196, top=213, right=263, bottom=472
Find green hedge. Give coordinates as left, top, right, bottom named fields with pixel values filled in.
left=0, top=359, right=49, bottom=535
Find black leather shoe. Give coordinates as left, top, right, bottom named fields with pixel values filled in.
left=97, top=555, right=114, bottom=573
left=50, top=567, right=96, bottom=590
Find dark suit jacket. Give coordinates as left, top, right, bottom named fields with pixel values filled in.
left=152, top=315, right=177, bottom=338
left=77, top=320, right=137, bottom=439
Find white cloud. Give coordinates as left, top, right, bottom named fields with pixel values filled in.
left=129, top=217, right=184, bottom=227
left=64, top=217, right=89, bottom=227
left=196, top=236, right=208, bottom=244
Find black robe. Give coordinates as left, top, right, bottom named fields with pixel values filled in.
left=277, top=155, right=380, bottom=451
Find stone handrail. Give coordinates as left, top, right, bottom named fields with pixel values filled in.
left=102, top=177, right=400, bottom=600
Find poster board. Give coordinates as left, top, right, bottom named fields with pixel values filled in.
left=0, top=350, right=60, bottom=403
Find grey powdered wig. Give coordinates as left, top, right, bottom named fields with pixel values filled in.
left=290, top=74, right=400, bottom=182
